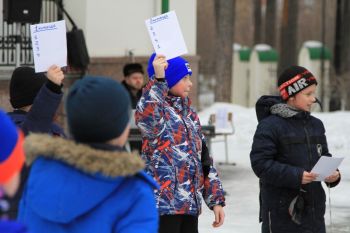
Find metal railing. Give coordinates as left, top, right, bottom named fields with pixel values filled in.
left=0, top=0, right=63, bottom=67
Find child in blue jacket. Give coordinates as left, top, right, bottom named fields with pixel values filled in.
left=18, top=76, right=159, bottom=233
left=135, top=54, right=225, bottom=233
left=250, top=66, right=340, bottom=233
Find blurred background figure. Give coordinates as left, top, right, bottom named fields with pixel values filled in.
left=0, top=109, right=29, bottom=233
left=122, top=63, right=144, bottom=109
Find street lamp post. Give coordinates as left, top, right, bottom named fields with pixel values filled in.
left=162, top=0, right=169, bottom=13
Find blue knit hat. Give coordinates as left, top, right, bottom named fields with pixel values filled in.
left=0, top=109, right=24, bottom=184
left=66, top=76, right=131, bottom=143
left=147, top=53, right=192, bottom=89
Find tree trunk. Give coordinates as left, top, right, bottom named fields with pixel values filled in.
left=264, top=0, right=277, bottom=47
left=278, top=0, right=299, bottom=75
left=338, top=0, right=350, bottom=109
left=339, top=0, right=350, bottom=75
left=253, top=0, right=262, bottom=44
left=334, top=0, right=342, bottom=75
left=214, top=0, right=235, bottom=102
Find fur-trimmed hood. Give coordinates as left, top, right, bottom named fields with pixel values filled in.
left=20, top=134, right=157, bottom=224
left=24, top=133, right=145, bottom=177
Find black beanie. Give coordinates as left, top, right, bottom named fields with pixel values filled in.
left=278, top=65, right=317, bottom=100
left=66, top=76, right=131, bottom=143
left=123, top=63, right=144, bottom=77
left=9, top=67, right=47, bottom=109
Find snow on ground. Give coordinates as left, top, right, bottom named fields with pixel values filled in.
left=197, top=103, right=350, bottom=233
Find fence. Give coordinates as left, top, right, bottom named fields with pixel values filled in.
left=0, top=0, right=63, bottom=67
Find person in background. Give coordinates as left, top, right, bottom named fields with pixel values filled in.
left=122, top=63, right=144, bottom=108
left=1, top=65, right=65, bottom=220
left=18, top=76, right=159, bottom=233
left=136, top=54, right=225, bottom=233
left=0, top=109, right=29, bottom=233
left=122, top=63, right=145, bottom=153
left=250, top=65, right=341, bottom=233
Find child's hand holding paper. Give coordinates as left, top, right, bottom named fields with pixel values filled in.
left=311, top=156, right=343, bottom=182
left=324, top=170, right=340, bottom=183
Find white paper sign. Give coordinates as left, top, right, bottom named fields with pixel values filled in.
left=214, top=108, right=232, bottom=134
left=30, top=20, right=67, bottom=72
left=311, top=156, right=344, bottom=181
left=145, top=11, right=188, bottom=60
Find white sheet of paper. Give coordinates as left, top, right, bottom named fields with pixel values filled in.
left=30, top=20, right=67, bottom=72
left=214, top=108, right=234, bottom=134
left=145, top=11, right=188, bottom=60
left=311, top=156, right=344, bottom=181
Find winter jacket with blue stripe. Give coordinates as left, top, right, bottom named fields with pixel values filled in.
left=135, top=76, right=225, bottom=216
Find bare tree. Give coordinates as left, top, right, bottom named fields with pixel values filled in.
left=253, top=0, right=262, bottom=44
left=278, top=0, right=299, bottom=75
left=334, top=0, right=350, bottom=109
left=264, top=0, right=277, bottom=47
left=214, top=0, right=235, bottom=102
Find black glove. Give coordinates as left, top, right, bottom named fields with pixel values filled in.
left=288, top=190, right=306, bottom=225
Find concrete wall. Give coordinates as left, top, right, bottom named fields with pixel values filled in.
left=64, top=0, right=196, bottom=57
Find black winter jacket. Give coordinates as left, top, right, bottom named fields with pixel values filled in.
left=121, top=80, right=142, bottom=109
left=250, top=96, right=340, bottom=233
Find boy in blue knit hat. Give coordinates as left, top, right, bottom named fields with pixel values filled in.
left=18, top=76, right=159, bottom=233
left=136, top=54, right=226, bottom=233
left=0, top=109, right=29, bottom=233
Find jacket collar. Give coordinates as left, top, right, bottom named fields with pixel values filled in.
left=166, top=95, right=191, bottom=115
left=24, top=134, right=145, bottom=177
left=270, top=103, right=310, bottom=119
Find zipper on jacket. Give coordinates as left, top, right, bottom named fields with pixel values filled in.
left=303, top=120, right=316, bottom=232
left=303, top=120, right=313, bottom=170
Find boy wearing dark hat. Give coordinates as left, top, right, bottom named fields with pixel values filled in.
left=18, top=76, right=159, bottom=233
left=122, top=63, right=144, bottom=109
left=135, top=54, right=226, bottom=233
left=122, top=63, right=145, bottom=153
left=1, top=65, right=65, bottom=220
left=8, top=65, right=65, bottom=136
left=250, top=65, right=340, bottom=233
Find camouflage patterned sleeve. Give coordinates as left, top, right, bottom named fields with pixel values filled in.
left=203, top=163, right=226, bottom=209
left=135, top=76, right=169, bottom=139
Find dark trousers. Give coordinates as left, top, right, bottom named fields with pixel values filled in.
left=159, top=215, right=198, bottom=233
left=129, top=141, right=142, bottom=153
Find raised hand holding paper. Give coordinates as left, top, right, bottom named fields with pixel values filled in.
left=30, top=20, right=67, bottom=72
left=311, top=156, right=344, bottom=181
left=145, top=11, right=188, bottom=60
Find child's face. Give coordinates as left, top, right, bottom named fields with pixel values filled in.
left=169, top=75, right=192, bottom=98
left=287, top=84, right=317, bottom=112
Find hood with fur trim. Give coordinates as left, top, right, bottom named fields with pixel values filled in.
left=21, top=134, right=153, bottom=224
left=24, top=133, right=145, bottom=177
